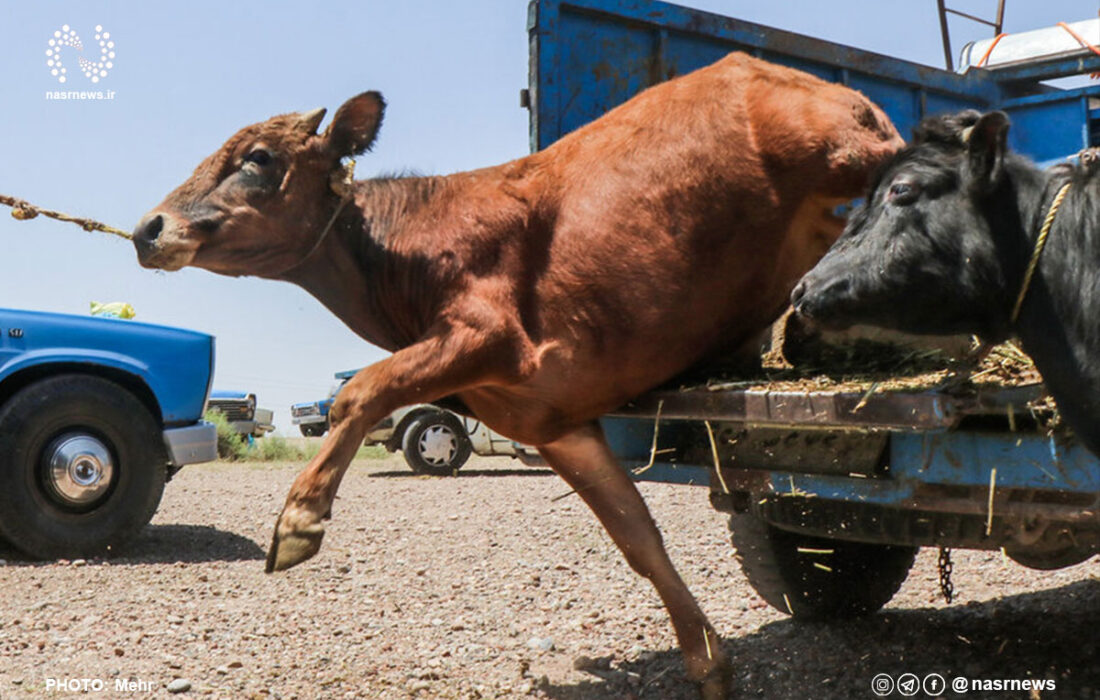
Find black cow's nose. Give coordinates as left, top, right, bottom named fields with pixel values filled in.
left=790, top=279, right=808, bottom=309
left=134, top=214, right=164, bottom=242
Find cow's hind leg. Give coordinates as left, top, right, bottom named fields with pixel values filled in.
left=538, top=423, right=731, bottom=699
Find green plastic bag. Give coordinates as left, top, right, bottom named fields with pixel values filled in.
left=89, top=301, right=135, bottom=319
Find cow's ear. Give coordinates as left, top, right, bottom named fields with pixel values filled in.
left=324, top=92, right=385, bottom=158
left=963, top=111, right=1009, bottom=193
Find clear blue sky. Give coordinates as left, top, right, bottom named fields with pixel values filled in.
left=1, top=1, right=1095, bottom=434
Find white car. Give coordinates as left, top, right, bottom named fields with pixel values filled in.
left=366, top=405, right=541, bottom=475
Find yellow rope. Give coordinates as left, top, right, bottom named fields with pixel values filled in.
left=0, top=193, right=131, bottom=240
left=1010, top=182, right=1071, bottom=324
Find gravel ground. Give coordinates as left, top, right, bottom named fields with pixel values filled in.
left=0, top=454, right=1096, bottom=699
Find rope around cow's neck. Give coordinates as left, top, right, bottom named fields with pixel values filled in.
left=277, top=159, right=358, bottom=277
left=0, top=193, right=131, bottom=240
left=1010, top=181, right=1072, bottom=325
left=298, top=194, right=351, bottom=264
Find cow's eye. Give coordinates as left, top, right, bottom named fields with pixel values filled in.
left=243, top=149, right=272, bottom=167
left=887, top=181, right=919, bottom=204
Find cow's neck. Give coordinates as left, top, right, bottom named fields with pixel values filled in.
left=1013, top=167, right=1100, bottom=453
left=281, top=175, right=449, bottom=352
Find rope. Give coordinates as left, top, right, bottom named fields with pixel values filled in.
left=976, top=23, right=1099, bottom=78
left=1010, top=182, right=1071, bottom=324
left=976, top=33, right=1008, bottom=67
left=274, top=159, right=357, bottom=277
left=0, top=193, right=131, bottom=240
left=1056, top=21, right=1100, bottom=79
left=1, top=159, right=357, bottom=251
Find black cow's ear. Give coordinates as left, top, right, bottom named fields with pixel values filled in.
left=324, top=92, right=385, bottom=158
left=963, top=111, right=1009, bottom=194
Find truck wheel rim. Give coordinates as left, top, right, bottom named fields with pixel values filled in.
left=43, top=433, right=115, bottom=508
left=418, top=425, right=457, bottom=466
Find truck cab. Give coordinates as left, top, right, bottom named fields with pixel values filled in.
left=0, top=308, right=218, bottom=559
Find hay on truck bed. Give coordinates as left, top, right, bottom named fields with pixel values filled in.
left=671, top=308, right=1044, bottom=397
left=645, top=308, right=1065, bottom=436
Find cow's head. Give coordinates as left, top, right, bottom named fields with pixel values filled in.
left=133, top=92, right=384, bottom=277
left=791, top=110, right=1028, bottom=340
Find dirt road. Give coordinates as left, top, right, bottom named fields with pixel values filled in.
left=0, top=455, right=1096, bottom=699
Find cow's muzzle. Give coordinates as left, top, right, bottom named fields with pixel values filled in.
left=132, top=212, right=195, bottom=271
left=133, top=213, right=164, bottom=243
left=791, top=276, right=855, bottom=330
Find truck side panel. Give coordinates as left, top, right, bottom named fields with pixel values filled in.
left=528, top=0, right=1100, bottom=162
left=529, top=0, right=995, bottom=152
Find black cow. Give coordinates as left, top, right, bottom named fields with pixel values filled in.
left=791, top=110, right=1100, bottom=454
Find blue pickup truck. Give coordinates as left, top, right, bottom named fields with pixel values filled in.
left=529, top=0, right=1100, bottom=618
left=0, top=308, right=217, bottom=559
left=289, top=370, right=352, bottom=437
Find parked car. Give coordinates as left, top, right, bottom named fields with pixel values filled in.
left=367, top=404, right=541, bottom=476
left=207, top=390, right=275, bottom=438
left=293, top=370, right=538, bottom=473
left=0, top=308, right=218, bottom=559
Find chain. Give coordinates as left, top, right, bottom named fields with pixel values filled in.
left=938, top=547, right=954, bottom=604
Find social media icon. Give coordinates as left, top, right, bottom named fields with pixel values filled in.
left=897, top=673, right=920, bottom=697
left=952, top=676, right=969, bottom=693
left=871, top=673, right=894, bottom=697
left=924, top=673, right=946, bottom=695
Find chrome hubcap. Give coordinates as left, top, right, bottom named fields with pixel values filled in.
left=45, top=433, right=115, bottom=507
left=418, top=425, right=457, bottom=466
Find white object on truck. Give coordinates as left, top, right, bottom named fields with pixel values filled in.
left=959, top=19, right=1099, bottom=71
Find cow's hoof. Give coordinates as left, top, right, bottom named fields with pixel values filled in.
left=265, top=519, right=325, bottom=573
left=697, top=661, right=733, bottom=700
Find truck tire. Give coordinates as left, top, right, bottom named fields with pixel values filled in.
left=729, top=512, right=916, bottom=620
left=0, top=375, right=167, bottom=559
left=401, top=412, right=472, bottom=476
left=300, top=423, right=326, bottom=437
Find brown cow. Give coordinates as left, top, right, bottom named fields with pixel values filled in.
left=134, top=53, right=901, bottom=697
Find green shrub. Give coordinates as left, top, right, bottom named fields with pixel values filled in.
left=205, top=409, right=248, bottom=461
left=253, top=435, right=308, bottom=461
left=357, top=445, right=390, bottom=460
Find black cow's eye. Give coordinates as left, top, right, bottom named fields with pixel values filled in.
left=887, top=181, right=919, bottom=204
left=243, top=149, right=272, bottom=167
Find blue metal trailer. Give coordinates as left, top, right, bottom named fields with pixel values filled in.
left=526, top=0, right=1100, bottom=618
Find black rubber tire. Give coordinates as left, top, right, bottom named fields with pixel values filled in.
left=300, top=423, right=326, bottom=437
left=0, top=375, right=167, bottom=559
left=401, top=412, right=472, bottom=476
left=729, top=512, right=917, bottom=620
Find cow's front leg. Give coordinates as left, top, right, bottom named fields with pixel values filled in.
left=266, top=315, right=533, bottom=573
